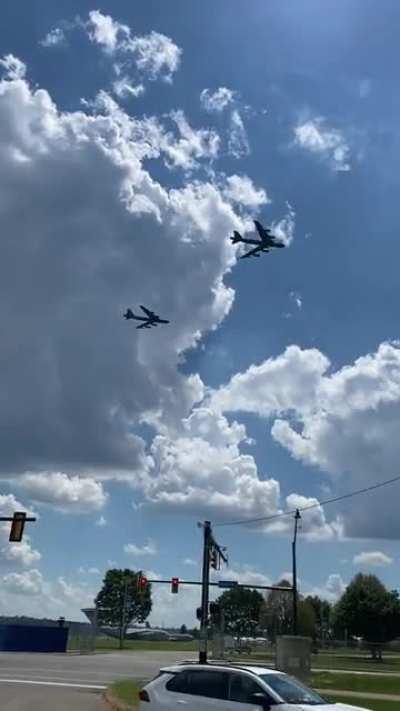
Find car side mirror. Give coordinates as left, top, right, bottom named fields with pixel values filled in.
left=249, top=692, right=271, bottom=709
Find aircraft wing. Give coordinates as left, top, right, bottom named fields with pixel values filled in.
left=140, top=305, right=155, bottom=318
left=254, top=220, right=273, bottom=241
left=241, top=245, right=264, bottom=259
left=137, top=322, right=151, bottom=329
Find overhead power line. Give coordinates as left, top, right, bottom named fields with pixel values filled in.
left=214, top=473, right=400, bottom=528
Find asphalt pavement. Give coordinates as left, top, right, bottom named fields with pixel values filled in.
left=0, top=683, right=105, bottom=710
left=0, top=652, right=195, bottom=711
left=0, top=649, right=194, bottom=686
left=0, top=650, right=195, bottom=709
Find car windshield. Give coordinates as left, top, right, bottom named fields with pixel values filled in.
left=260, top=674, right=329, bottom=705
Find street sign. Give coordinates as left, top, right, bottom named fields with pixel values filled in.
left=218, top=580, right=238, bottom=588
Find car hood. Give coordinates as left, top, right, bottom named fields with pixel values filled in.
left=294, top=704, right=371, bottom=711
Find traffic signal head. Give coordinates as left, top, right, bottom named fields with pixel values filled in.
left=209, top=602, right=220, bottom=618
left=9, top=512, right=27, bottom=542
left=137, top=573, right=148, bottom=592
left=171, top=577, right=179, bottom=594
left=196, top=607, right=202, bottom=621
left=210, top=548, right=219, bottom=570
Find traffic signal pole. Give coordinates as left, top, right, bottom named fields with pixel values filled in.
left=292, top=509, right=301, bottom=635
left=199, top=521, right=212, bottom=664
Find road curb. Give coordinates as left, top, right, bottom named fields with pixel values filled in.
left=103, top=689, right=132, bottom=711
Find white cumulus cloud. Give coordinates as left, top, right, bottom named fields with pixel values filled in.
left=353, top=551, right=393, bottom=567
left=2, top=569, right=44, bottom=596
left=40, top=28, right=66, bottom=48
left=17, top=473, right=107, bottom=513
left=294, top=117, right=350, bottom=172
left=307, top=573, right=346, bottom=602
left=0, top=54, right=26, bottom=80
left=210, top=341, right=400, bottom=539
left=228, top=110, right=250, bottom=159
left=223, top=175, right=269, bottom=208
left=200, top=87, right=236, bottom=113
left=124, top=540, right=157, bottom=556
left=87, top=11, right=181, bottom=84
left=87, top=10, right=128, bottom=53
left=129, top=31, right=182, bottom=82
left=0, top=62, right=252, bottom=495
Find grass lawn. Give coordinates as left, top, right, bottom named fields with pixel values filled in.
left=108, top=680, right=143, bottom=710
left=312, top=672, right=400, bottom=695
left=311, top=654, right=400, bottom=673
left=250, top=650, right=400, bottom=674
left=326, top=694, right=399, bottom=710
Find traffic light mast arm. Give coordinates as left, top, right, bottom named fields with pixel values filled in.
left=0, top=517, right=36, bottom=521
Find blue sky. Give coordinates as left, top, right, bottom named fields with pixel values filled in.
left=1, top=0, right=400, bottom=625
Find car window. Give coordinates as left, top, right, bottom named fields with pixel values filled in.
left=186, top=670, right=228, bottom=699
left=166, top=671, right=188, bottom=693
left=229, top=673, right=275, bottom=704
left=260, top=673, right=327, bottom=704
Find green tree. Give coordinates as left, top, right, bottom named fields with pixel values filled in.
left=297, top=599, right=317, bottom=638
left=305, top=595, right=332, bottom=641
left=333, top=574, right=400, bottom=660
left=217, top=587, right=264, bottom=640
left=95, top=568, right=152, bottom=649
left=180, top=624, right=188, bottom=634
left=262, top=579, right=293, bottom=641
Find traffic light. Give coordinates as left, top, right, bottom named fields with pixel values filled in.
left=171, top=577, right=179, bottom=594
left=210, top=547, right=219, bottom=570
left=9, top=512, right=26, bottom=543
left=210, top=602, right=221, bottom=624
left=137, top=573, right=148, bottom=592
left=196, top=607, right=202, bottom=621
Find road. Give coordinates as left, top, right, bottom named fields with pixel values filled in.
left=0, top=650, right=195, bottom=709
left=0, top=683, right=105, bottom=710
left=0, top=649, right=194, bottom=685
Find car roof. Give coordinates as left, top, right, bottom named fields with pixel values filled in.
left=160, top=663, right=283, bottom=677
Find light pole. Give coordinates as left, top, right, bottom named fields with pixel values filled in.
left=292, top=509, right=301, bottom=635
left=199, top=521, right=212, bottom=664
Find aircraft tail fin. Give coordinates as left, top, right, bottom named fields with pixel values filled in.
left=231, top=231, right=242, bottom=244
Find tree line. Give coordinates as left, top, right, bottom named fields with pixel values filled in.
left=94, top=568, right=400, bottom=656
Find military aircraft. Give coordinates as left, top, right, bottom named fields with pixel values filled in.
left=231, top=220, right=285, bottom=259
left=123, top=305, right=170, bottom=329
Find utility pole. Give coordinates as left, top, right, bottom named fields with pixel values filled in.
left=120, top=575, right=129, bottom=650
left=199, top=521, right=212, bottom=664
left=292, top=508, right=301, bottom=636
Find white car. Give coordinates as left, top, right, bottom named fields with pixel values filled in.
left=138, top=662, right=371, bottom=710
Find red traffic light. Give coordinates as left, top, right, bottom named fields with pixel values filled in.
left=171, top=577, right=179, bottom=594
left=137, top=574, right=148, bottom=592
left=9, top=512, right=27, bottom=543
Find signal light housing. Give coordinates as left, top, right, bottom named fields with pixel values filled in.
left=9, top=512, right=27, bottom=543
left=171, top=577, right=179, bottom=594
left=210, top=548, right=219, bottom=570
left=137, top=573, right=148, bottom=592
